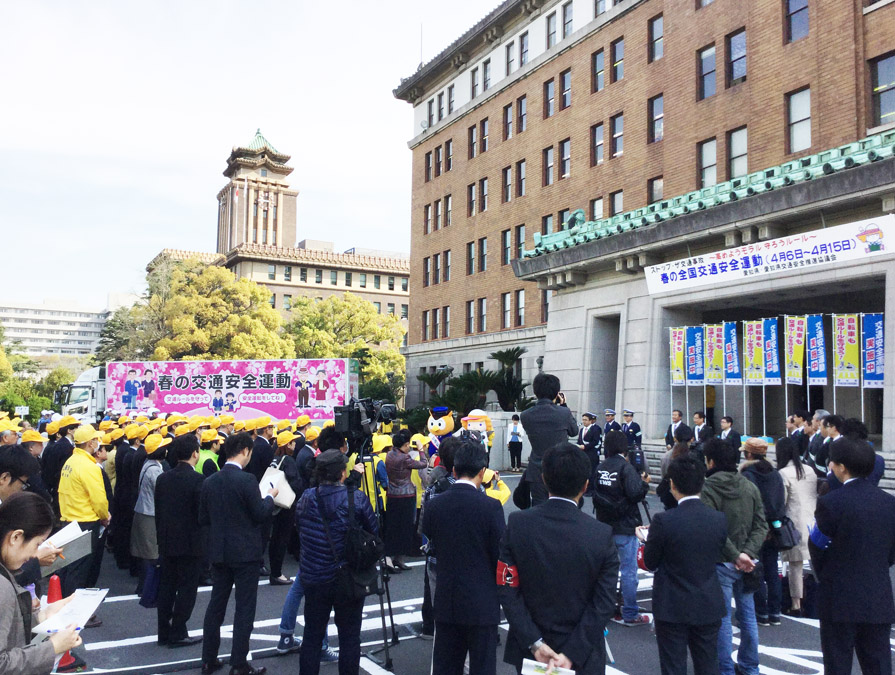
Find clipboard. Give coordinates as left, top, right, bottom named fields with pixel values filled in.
left=32, top=588, right=108, bottom=635
left=41, top=530, right=93, bottom=578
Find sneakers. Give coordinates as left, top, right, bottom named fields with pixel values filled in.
left=757, top=616, right=770, bottom=626
left=276, top=635, right=301, bottom=655
left=769, top=616, right=781, bottom=626
left=320, top=647, right=339, bottom=662
left=623, top=614, right=651, bottom=627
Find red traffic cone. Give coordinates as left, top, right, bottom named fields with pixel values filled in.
left=47, top=575, right=80, bottom=672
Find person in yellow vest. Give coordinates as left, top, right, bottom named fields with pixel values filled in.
left=197, top=430, right=222, bottom=478
left=482, top=468, right=510, bottom=505
left=58, top=425, right=110, bottom=599
left=363, top=435, right=390, bottom=513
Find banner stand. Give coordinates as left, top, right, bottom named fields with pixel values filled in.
left=832, top=314, right=838, bottom=415
left=860, top=313, right=866, bottom=423
left=668, top=327, right=673, bottom=428
left=741, top=320, right=747, bottom=438
left=783, top=315, right=789, bottom=437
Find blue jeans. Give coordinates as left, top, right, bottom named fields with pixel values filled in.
left=613, top=534, right=639, bottom=621
left=716, top=564, right=759, bottom=675
left=278, top=572, right=329, bottom=649
left=753, top=542, right=781, bottom=620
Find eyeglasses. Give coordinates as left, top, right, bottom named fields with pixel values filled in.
left=12, top=476, right=30, bottom=491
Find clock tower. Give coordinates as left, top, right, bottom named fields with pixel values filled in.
left=215, top=129, right=299, bottom=253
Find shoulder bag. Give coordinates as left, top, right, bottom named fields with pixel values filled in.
left=768, top=515, right=802, bottom=551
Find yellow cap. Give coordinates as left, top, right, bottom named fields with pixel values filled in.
left=145, top=433, right=172, bottom=455
left=257, top=416, right=273, bottom=430
left=243, top=419, right=257, bottom=432
left=305, top=426, right=321, bottom=442
left=174, top=424, right=193, bottom=437
left=322, top=419, right=335, bottom=429
left=46, top=421, right=60, bottom=435
left=166, top=414, right=185, bottom=425
left=296, top=414, right=311, bottom=428
left=277, top=430, right=298, bottom=446
left=74, top=425, right=104, bottom=444
left=101, top=433, right=113, bottom=446
left=483, top=468, right=497, bottom=483
left=118, top=415, right=131, bottom=425
left=99, top=420, right=113, bottom=431
left=277, top=419, right=292, bottom=431
left=234, top=420, right=245, bottom=432
left=209, top=417, right=222, bottom=429
left=126, top=424, right=149, bottom=440
left=58, top=415, right=80, bottom=428
left=372, top=434, right=393, bottom=454
left=410, top=433, right=429, bottom=450
left=135, top=415, right=150, bottom=424
left=188, top=418, right=204, bottom=432
left=201, top=429, right=221, bottom=444
left=219, top=414, right=235, bottom=425
left=20, top=430, right=46, bottom=444
left=110, top=428, right=126, bottom=441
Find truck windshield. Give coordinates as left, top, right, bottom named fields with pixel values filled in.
left=66, top=386, right=90, bottom=405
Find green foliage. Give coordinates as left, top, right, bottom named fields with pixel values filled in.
left=489, top=347, right=528, bottom=369
left=359, top=377, right=402, bottom=403
left=416, top=370, right=452, bottom=399
left=398, top=405, right=436, bottom=434
left=0, top=346, right=12, bottom=380
left=430, top=370, right=500, bottom=416
left=0, top=378, right=53, bottom=423
left=489, top=347, right=534, bottom=412
left=35, top=367, right=76, bottom=400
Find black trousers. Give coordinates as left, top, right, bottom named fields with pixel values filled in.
left=654, top=619, right=721, bottom=675
left=433, top=622, right=498, bottom=675
left=820, top=620, right=892, bottom=675
left=61, top=520, right=104, bottom=597
left=300, top=580, right=365, bottom=675
left=157, top=555, right=202, bottom=642
left=202, top=561, right=260, bottom=668
left=507, top=442, right=522, bottom=468
left=268, top=505, right=295, bottom=579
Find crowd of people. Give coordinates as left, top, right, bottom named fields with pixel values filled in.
left=0, top=372, right=893, bottom=675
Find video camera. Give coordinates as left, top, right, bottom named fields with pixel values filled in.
left=334, top=397, right=398, bottom=445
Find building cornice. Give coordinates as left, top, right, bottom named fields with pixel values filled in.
left=225, top=244, right=410, bottom=273
left=402, top=325, right=546, bottom=357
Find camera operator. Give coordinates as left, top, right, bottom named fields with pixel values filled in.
left=519, top=373, right=579, bottom=507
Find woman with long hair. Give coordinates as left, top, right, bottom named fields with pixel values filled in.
left=775, top=436, right=817, bottom=616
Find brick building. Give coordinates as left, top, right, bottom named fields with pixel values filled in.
left=394, top=0, right=895, bottom=478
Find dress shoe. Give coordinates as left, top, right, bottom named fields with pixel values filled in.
left=269, top=575, right=292, bottom=586
left=384, top=564, right=401, bottom=574
left=259, top=565, right=270, bottom=577
left=168, top=635, right=202, bottom=648
left=229, top=665, right=266, bottom=675
left=395, top=561, right=412, bottom=571
left=201, top=659, right=224, bottom=675
left=85, top=614, right=102, bottom=628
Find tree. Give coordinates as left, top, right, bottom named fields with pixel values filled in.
left=285, top=292, right=405, bottom=387
left=0, top=346, right=12, bottom=380
left=36, top=367, right=76, bottom=400
left=430, top=370, right=500, bottom=416
left=489, top=347, right=534, bottom=412
left=416, top=370, right=452, bottom=399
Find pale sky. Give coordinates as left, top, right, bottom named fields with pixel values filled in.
left=1, top=0, right=487, bottom=308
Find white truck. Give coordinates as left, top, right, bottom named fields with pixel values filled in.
left=55, top=366, right=107, bottom=423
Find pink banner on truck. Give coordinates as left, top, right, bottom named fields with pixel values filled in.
left=105, top=359, right=358, bottom=422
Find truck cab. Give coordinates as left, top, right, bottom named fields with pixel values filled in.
left=59, top=366, right=107, bottom=423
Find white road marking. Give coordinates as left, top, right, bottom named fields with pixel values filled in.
left=104, top=579, right=272, bottom=603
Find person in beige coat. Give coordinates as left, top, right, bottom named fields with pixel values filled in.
left=775, top=437, right=817, bottom=616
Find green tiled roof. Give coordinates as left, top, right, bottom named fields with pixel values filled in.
left=245, top=129, right=280, bottom=154
left=525, top=130, right=895, bottom=258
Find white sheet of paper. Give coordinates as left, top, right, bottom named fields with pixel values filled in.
left=32, top=588, right=108, bottom=635
left=521, top=658, right=575, bottom=675
left=41, top=530, right=93, bottom=578
left=40, top=521, right=82, bottom=549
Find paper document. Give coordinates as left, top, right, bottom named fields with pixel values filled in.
left=521, top=659, right=575, bottom=675
left=41, top=530, right=93, bottom=578
left=41, top=521, right=82, bottom=549
left=32, top=588, right=108, bottom=635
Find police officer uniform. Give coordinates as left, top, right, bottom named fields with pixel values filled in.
left=603, top=409, right=622, bottom=436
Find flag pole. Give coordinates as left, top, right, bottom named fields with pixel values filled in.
left=784, top=315, right=789, bottom=436
left=742, top=320, right=747, bottom=438
left=669, top=327, right=673, bottom=426
left=703, top=324, right=708, bottom=416
left=806, top=315, right=812, bottom=415
left=832, top=314, right=838, bottom=415
left=722, top=324, right=727, bottom=419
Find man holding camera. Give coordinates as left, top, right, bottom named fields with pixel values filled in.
left=520, top=373, right=578, bottom=507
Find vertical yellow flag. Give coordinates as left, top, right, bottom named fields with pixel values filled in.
left=744, top=321, right=764, bottom=385
left=785, top=316, right=806, bottom=385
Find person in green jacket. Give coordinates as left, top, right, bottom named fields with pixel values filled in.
left=196, top=430, right=221, bottom=478
left=699, top=438, right=768, bottom=675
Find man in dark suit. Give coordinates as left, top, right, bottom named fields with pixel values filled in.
left=499, top=442, right=618, bottom=674
left=717, top=416, right=741, bottom=455
left=691, top=411, right=714, bottom=446
left=805, top=409, right=830, bottom=477
left=664, top=410, right=691, bottom=450
left=642, top=456, right=728, bottom=675
left=199, top=433, right=277, bottom=675
left=520, top=373, right=578, bottom=507
left=423, top=439, right=506, bottom=675
left=602, top=409, right=622, bottom=436
left=809, top=437, right=895, bottom=675
left=246, top=417, right=276, bottom=483
left=577, top=412, right=602, bottom=480
left=155, top=434, right=205, bottom=648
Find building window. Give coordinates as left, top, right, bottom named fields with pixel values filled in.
left=388, top=276, right=395, bottom=291
left=330, top=270, right=338, bottom=285
left=502, top=167, right=512, bottom=202
left=427, top=100, right=434, bottom=128
left=401, top=304, right=409, bottom=319
left=479, top=177, right=488, bottom=211
left=592, top=49, right=605, bottom=92
left=648, top=176, right=664, bottom=203
left=481, top=119, right=489, bottom=152
left=699, top=138, right=718, bottom=187
left=502, top=229, right=512, bottom=265
left=542, top=214, right=554, bottom=234
left=437, top=92, right=445, bottom=120
left=467, top=183, right=476, bottom=216
left=546, top=12, right=557, bottom=49
left=560, top=69, right=572, bottom=109
left=443, top=306, right=450, bottom=336
left=648, top=94, right=664, bottom=143
left=425, top=152, right=432, bottom=181
left=591, top=123, right=604, bottom=165
left=502, top=293, right=512, bottom=328
left=483, top=59, right=491, bottom=91
left=447, top=85, right=455, bottom=113
left=388, top=303, right=396, bottom=316
left=611, top=38, right=624, bottom=82
left=467, top=241, right=476, bottom=275
left=559, top=138, right=571, bottom=178
left=517, top=95, right=527, bottom=132
left=610, top=114, right=623, bottom=157
left=698, top=0, right=714, bottom=6
left=468, top=125, right=477, bottom=158
left=300, top=268, right=308, bottom=283
left=466, top=301, right=475, bottom=334
left=424, top=204, right=431, bottom=234
left=445, top=140, right=453, bottom=170
left=558, top=209, right=570, bottom=228
left=699, top=45, right=716, bottom=99
left=543, top=146, right=554, bottom=186
left=590, top=197, right=604, bottom=220
left=374, top=301, right=381, bottom=313
left=425, top=257, right=432, bottom=286
left=728, top=127, right=748, bottom=178
left=515, top=224, right=526, bottom=258
left=562, top=1, right=573, bottom=38
left=422, top=311, right=429, bottom=341
left=470, top=67, right=479, bottom=99
left=445, top=194, right=452, bottom=225
left=871, top=53, right=895, bottom=128
left=444, top=250, right=451, bottom=280
left=516, top=160, right=526, bottom=196
left=596, top=0, right=610, bottom=15
left=374, top=274, right=381, bottom=289
left=787, top=87, right=811, bottom=152
left=541, top=289, right=551, bottom=322
left=515, top=289, right=525, bottom=326
left=505, top=42, right=515, bottom=75
left=520, top=31, right=529, bottom=65
left=284, top=266, right=292, bottom=281
left=435, top=146, right=443, bottom=176
left=432, top=308, right=439, bottom=338
left=477, top=298, right=487, bottom=332
left=649, top=15, right=664, bottom=62
left=359, top=273, right=366, bottom=288
left=544, top=79, right=555, bottom=118
left=503, top=104, right=513, bottom=140
left=315, top=269, right=323, bottom=284
left=785, top=0, right=808, bottom=43
left=727, top=29, right=746, bottom=87
left=610, top=190, right=623, bottom=215
left=261, top=169, right=268, bottom=177
left=269, top=294, right=276, bottom=309
left=345, top=272, right=352, bottom=287
left=478, top=237, right=487, bottom=272
left=268, top=264, right=276, bottom=280
left=402, top=277, right=408, bottom=291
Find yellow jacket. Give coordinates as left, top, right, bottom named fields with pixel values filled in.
left=105, top=448, right=117, bottom=492
left=485, top=479, right=511, bottom=505
left=59, top=447, right=110, bottom=522
left=361, top=453, right=388, bottom=512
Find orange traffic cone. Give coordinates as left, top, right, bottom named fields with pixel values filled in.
left=47, top=575, right=81, bottom=672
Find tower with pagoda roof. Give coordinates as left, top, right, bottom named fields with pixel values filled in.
left=215, top=129, right=299, bottom=253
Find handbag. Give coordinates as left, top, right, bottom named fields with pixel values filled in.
left=768, top=516, right=802, bottom=551
left=317, top=487, right=382, bottom=602
left=260, top=458, right=296, bottom=509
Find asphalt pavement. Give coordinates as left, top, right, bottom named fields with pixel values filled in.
left=70, top=475, right=883, bottom=674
